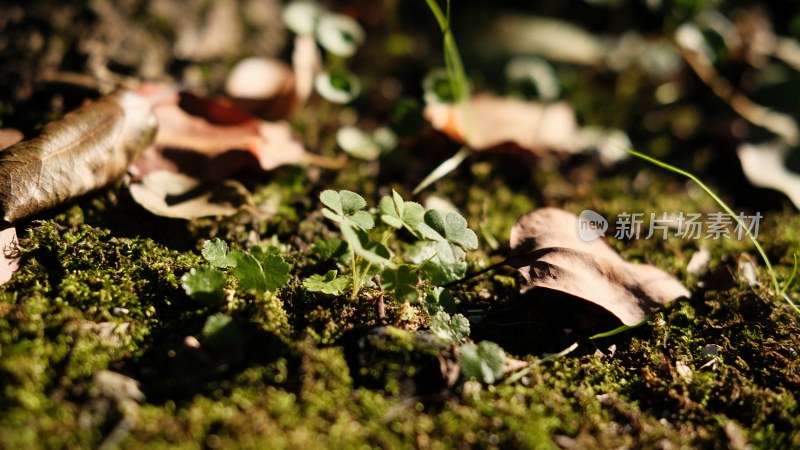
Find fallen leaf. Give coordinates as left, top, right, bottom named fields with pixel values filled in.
left=0, top=225, right=19, bottom=286
left=130, top=100, right=306, bottom=180
left=0, top=129, right=23, bottom=151
left=737, top=140, right=800, bottom=209
left=0, top=90, right=157, bottom=222
left=424, top=93, right=578, bottom=152
left=508, top=208, right=690, bottom=326
left=128, top=171, right=246, bottom=219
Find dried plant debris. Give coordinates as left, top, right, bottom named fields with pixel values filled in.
left=0, top=89, right=157, bottom=222
left=424, top=93, right=578, bottom=153
left=130, top=94, right=306, bottom=182
left=0, top=225, right=19, bottom=286
left=738, top=140, right=800, bottom=209
left=508, top=208, right=690, bottom=326
left=128, top=171, right=247, bottom=219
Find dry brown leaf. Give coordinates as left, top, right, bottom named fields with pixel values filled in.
left=128, top=171, right=245, bottom=219
left=0, top=129, right=24, bottom=151
left=0, top=225, right=19, bottom=286
left=129, top=100, right=305, bottom=180
left=0, top=90, right=157, bottom=223
left=508, top=208, right=690, bottom=326
left=424, top=93, right=577, bottom=152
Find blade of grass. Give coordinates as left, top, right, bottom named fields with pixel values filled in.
left=627, top=148, right=800, bottom=315
left=412, top=146, right=471, bottom=195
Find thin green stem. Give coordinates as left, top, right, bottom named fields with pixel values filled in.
left=627, top=149, right=800, bottom=315
left=779, top=254, right=798, bottom=295
left=423, top=0, right=469, bottom=103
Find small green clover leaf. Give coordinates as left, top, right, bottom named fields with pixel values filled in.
left=408, top=240, right=467, bottom=285
left=181, top=266, right=226, bottom=306
left=231, top=247, right=291, bottom=294
left=379, top=190, right=426, bottom=236
left=380, top=265, right=420, bottom=302
left=424, top=209, right=478, bottom=250
left=458, top=341, right=506, bottom=384
left=320, top=189, right=374, bottom=230
left=341, top=225, right=394, bottom=267
left=431, top=311, right=470, bottom=343
left=320, top=190, right=392, bottom=268
left=202, top=238, right=236, bottom=268
left=304, top=270, right=351, bottom=295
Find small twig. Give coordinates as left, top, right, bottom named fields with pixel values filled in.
left=677, top=44, right=800, bottom=145
left=303, top=152, right=349, bottom=170
left=372, top=275, right=388, bottom=325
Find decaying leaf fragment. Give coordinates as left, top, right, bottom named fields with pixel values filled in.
left=128, top=171, right=247, bottom=220
left=424, top=93, right=578, bottom=152
left=737, top=140, right=800, bottom=209
left=129, top=98, right=306, bottom=181
left=0, top=225, right=19, bottom=286
left=508, top=208, right=690, bottom=325
left=0, top=90, right=157, bottom=222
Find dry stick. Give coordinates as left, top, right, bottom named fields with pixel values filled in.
left=677, top=45, right=800, bottom=145
left=372, top=274, right=388, bottom=325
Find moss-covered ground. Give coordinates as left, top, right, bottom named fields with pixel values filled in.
left=2, top=1, right=800, bottom=448
left=1, top=160, right=798, bottom=448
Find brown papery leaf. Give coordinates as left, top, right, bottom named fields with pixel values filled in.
left=129, top=100, right=305, bottom=180
left=128, top=171, right=245, bottom=219
left=0, top=225, right=19, bottom=286
left=0, top=129, right=24, bottom=151
left=508, top=208, right=690, bottom=326
left=0, top=90, right=157, bottom=222
left=424, top=94, right=578, bottom=152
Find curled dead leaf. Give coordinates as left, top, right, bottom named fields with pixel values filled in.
left=508, top=208, right=690, bottom=326
left=0, top=90, right=157, bottom=223
left=424, top=93, right=578, bottom=153
left=129, top=100, right=306, bottom=181
left=128, top=171, right=247, bottom=219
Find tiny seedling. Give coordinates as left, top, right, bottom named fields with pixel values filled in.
left=181, top=238, right=291, bottom=305
left=414, top=0, right=474, bottom=195
left=315, top=188, right=479, bottom=302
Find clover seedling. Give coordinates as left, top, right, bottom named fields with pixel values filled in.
left=379, top=190, right=427, bottom=236
left=315, top=71, right=361, bottom=104
left=316, top=13, right=365, bottom=58
left=337, top=126, right=382, bottom=160
left=320, top=189, right=391, bottom=266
